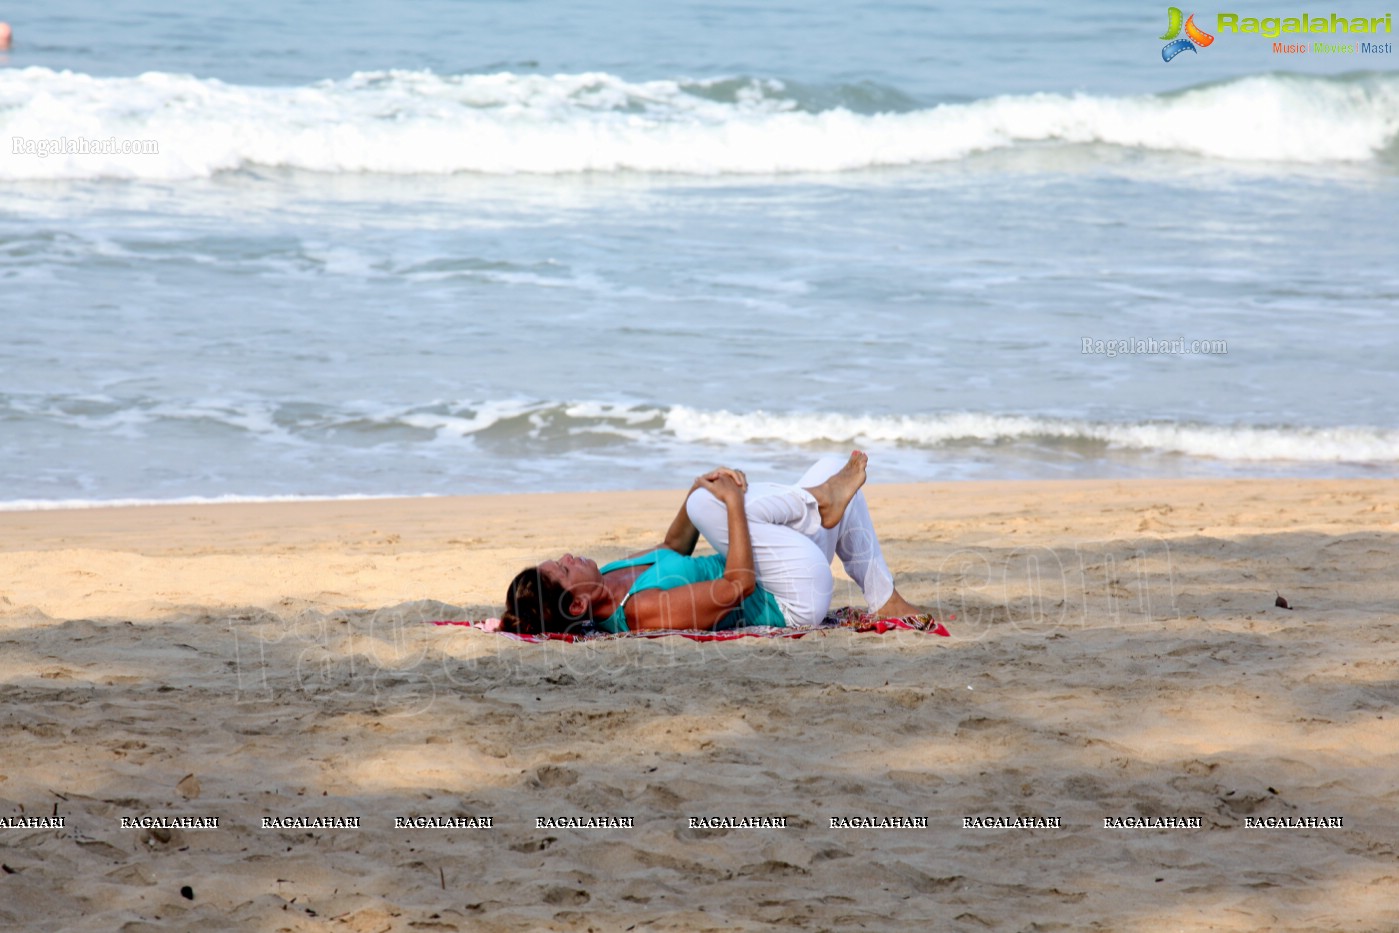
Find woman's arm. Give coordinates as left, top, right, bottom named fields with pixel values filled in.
left=627, top=473, right=756, bottom=631
left=660, top=486, right=701, bottom=555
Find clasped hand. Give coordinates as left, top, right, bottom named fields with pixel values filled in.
left=692, top=466, right=748, bottom=503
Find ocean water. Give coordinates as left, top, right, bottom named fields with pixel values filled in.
left=2, top=1, right=1398, bottom=506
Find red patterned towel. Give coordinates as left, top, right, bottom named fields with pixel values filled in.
left=429, top=607, right=950, bottom=643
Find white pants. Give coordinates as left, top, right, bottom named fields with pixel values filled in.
left=685, top=455, right=896, bottom=626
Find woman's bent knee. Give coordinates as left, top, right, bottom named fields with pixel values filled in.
left=686, top=488, right=729, bottom=544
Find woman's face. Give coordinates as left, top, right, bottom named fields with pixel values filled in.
left=537, top=553, right=603, bottom=604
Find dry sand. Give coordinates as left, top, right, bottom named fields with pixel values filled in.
left=2, top=478, right=1398, bottom=932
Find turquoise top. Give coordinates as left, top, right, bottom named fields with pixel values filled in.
left=597, top=549, right=786, bottom=633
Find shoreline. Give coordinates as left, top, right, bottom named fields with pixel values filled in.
left=2, top=477, right=1394, bottom=622
left=5, top=478, right=1393, bottom=615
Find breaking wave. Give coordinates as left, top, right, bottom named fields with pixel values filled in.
left=3, top=68, right=1396, bottom=179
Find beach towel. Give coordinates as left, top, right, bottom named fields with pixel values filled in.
left=430, top=606, right=950, bottom=643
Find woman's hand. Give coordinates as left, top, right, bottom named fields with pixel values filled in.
left=662, top=466, right=748, bottom=559
left=633, top=466, right=756, bottom=631
left=696, top=471, right=747, bottom=505
left=692, top=467, right=748, bottom=495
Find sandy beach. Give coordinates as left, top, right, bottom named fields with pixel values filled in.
left=3, top=478, right=1398, bottom=932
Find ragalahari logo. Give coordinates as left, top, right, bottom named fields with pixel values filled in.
left=1161, top=7, right=1216, bottom=60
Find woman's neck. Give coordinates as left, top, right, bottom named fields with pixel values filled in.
left=595, top=565, right=643, bottom=620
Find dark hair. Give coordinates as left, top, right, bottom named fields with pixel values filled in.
left=500, top=565, right=593, bottom=635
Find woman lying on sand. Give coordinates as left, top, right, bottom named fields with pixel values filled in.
left=501, top=452, right=928, bottom=635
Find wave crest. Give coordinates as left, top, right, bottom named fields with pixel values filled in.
left=10, top=391, right=1394, bottom=464
left=3, top=68, right=1396, bottom=179
left=665, top=407, right=1399, bottom=463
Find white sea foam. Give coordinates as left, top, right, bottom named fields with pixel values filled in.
left=664, top=407, right=1399, bottom=463
left=0, top=493, right=422, bottom=513
left=2, top=68, right=1395, bottom=180
left=6, top=400, right=1398, bottom=508
left=7, top=391, right=1398, bottom=464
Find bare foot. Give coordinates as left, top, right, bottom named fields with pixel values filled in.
left=806, top=450, right=868, bottom=529
left=872, top=590, right=927, bottom=620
